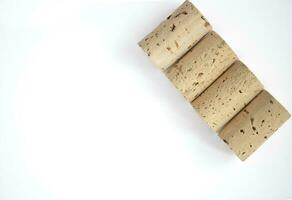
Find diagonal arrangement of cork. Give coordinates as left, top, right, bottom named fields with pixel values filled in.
left=138, top=0, right=290, bottom=161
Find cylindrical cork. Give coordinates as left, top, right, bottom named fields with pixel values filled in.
left=219, top=90, right=290, bottom=161
left=165, top=31, right=237, bottom=102
left=138, top=0, right=212, bottom=71
left=192, top=60, right=264, bottom=132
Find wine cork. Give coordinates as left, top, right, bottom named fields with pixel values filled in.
left=165, top=31, right=237, bottom=102
left=192, top=60, right=264, bottom=132
left=219, top=90, right=290, bottom=161
left=138, top=0, right=212, bottom=71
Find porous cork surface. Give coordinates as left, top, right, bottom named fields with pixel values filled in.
left=192, top=61, right=264, bottom=132
left=165, top=31, right=237, bottom=102
left=219, top=90, right=290, bottom=161
left=138, top=0, right=290, bottom=161
left=138, top=0, right=211, bottom=71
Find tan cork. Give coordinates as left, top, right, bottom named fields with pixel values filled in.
left=192, top=60, right=264, bottom=132
left=138, top=0, right=212, bottom=71
left=219, top=90, right=290, bottom=161
left=138, top=0, right=290, bottom=161
left=165, top=31, right=237, bottom=102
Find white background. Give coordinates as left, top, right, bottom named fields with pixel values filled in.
left=1, top=0, right=292, bottom=199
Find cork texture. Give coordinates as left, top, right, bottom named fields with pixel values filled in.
left=192, top=61, right=264, bottom=132
left=219, top=90, right=290, bottom=161
left=138, top=0, right=212, bottom=71
left=165, top=31, right=237, bottom=102
left=138, top=0, right=290, bottom=161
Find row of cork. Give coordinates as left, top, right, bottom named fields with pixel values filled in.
left=138, top=0, right=290, bottom=160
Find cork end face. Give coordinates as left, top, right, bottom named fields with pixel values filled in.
left=219, top=90, right=290, bottom=161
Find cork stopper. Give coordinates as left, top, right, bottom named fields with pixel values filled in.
left=192, top=61, right=264, bottom=132
left=165, top=31, right=237, bottom=102
left=138, top=0, right=212, bottom=71
left=219, top=90, right=290, bottom=161
left=138, top=0, right=290, bottom=161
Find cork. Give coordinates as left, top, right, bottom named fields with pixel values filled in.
left=138, top=1, right=290, bottom=161
left=219, top=90, right=290, bottom=161
left=165, top=31, right=237, bottom=102
left=192, top=60, right=264, bottom=132
left=138, top=0, right=212, bottom=71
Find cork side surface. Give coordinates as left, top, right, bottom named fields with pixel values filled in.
left=165, top=31, right=237, bottom=102
left=192, top=60, right=264, bottom=132
left=138, top=0, right=212, bottom=71
left=219, top=90, right=290, bottom=161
